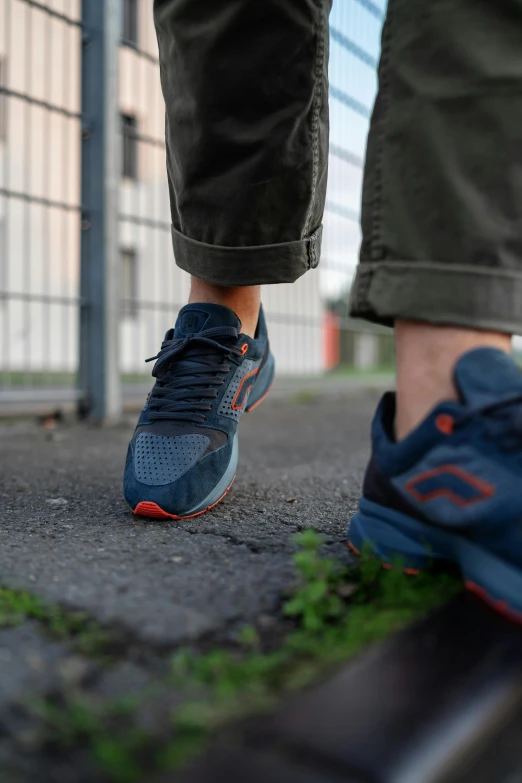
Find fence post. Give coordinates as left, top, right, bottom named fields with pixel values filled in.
left=79, top=0, right=122, bottom=422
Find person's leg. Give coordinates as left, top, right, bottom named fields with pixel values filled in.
left=350, top=0, right=522, bottom=433
left=153, top=0, right=331, bottom=321
left=124, top=0, right=332, bottom=520
left=188, top=279, right=261, bottom=338
left=348, top=0, right=522, bottom=620
left=394, top=322, right=511, bottom=439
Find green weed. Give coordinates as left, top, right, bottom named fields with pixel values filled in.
left=31, top=531, right=462, bottom=782
left=0, top=588, right=117, bottom=659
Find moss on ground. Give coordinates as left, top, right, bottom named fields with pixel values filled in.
left=25, top=530, right=461, bottom=782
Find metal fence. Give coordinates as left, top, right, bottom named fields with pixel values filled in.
left=0, top=0, right=390, bottom=420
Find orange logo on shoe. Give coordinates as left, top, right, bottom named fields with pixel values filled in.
left=232, top=369, right=259, bottom=411
left=405, top=465, right=495, bottom=507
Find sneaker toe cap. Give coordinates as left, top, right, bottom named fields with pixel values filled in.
left=123, top=435, right=233, bottom=517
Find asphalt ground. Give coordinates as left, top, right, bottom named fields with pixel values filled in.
left=0, top=387, right=381, bottom=781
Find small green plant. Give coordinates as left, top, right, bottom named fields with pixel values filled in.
left=237, top=625, right=260, bottom=649
left=32, top=695, right=152, bottom=783
left=0, top=589, right=45, bottom=628
left=31, top=531, right=462, bottom=782
left=0, top=588, right=117, bottom=659
left=284, top=529, right=345, bottom=631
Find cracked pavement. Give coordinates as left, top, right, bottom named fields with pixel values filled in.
left=0, top=389, right=379, bottom=644
left=0, top=387, right=380, bottom=780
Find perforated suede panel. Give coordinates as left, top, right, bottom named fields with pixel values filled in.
left=133, top=421, right=227, bottom=451
left=134, top=433, right=210, bottom=486
left=218, top=360, right=256, bottom=421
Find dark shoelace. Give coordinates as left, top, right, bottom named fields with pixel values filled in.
left=145, top=325, right=243, bottom=424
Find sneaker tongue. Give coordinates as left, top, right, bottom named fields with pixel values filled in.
left=454, top=347, right=522, bottom=406
left=173, top=303, right=241, bottom=338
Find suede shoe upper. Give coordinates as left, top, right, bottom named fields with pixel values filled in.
left=124, top=303, right=272, bottom=517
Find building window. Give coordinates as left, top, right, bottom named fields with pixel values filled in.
left=121, top=249, right=138, bottom=318
left=122, top=0, right=138, bottom=46
left=121, top=113, right=138, bottom=180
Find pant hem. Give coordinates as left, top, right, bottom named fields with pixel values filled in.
left=350, top=260, right=522, bottom=334
left=172, top=225, right=323, bottom=286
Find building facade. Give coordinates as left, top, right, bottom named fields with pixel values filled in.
left=0, top=0, right=382, bottom=385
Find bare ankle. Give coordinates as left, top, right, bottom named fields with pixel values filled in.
left=395, top=320, right=512, bottom=440
left=189, top=278, right=261, bottom=337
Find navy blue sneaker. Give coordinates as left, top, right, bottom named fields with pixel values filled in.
left=348, top=347, right=522, bottom=622
left=124, top=303, right=274, bottom=520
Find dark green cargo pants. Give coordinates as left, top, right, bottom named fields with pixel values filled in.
left=154, top=0, right=522, bottom=333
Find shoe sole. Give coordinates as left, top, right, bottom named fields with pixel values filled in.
left=132, top=362, right=274, bottom=522
left=348, top=497, right=522, bottom=624
left=134, top=478, right=236, bottom=521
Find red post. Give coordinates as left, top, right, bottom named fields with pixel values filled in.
left=323, top=311, right=340, bottom=371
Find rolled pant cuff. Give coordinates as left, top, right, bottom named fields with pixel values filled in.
left=350, top=260, right=522, bottom=334
left=172, top=225, right=323, bottom=286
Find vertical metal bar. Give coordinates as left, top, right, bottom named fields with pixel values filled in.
left=43, top=3, right=51, bottom=387
left=62, top=9, right=70, bottom=385
left=134, top=43, right=141, bottom=378
left=1, top=0, right=11, bottom=391
left=79, top=0, right=121, bottom=421
left=23, top=1, right=32, bottom=389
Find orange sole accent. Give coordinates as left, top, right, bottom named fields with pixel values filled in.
left=133, top=477, right=235, bottom=521
left=348, top=541, right=421, bottom=576
left=465, top=580, right=522, bottom=625
left=349, top=546, right=522, bottom=625
left=246, top=384, right=273, bottom=413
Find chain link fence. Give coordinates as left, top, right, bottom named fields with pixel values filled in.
left=0, top=0, right=391, bottom=419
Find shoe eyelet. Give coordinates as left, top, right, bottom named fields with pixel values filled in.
left=435, top=414, right=454, bottom=435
